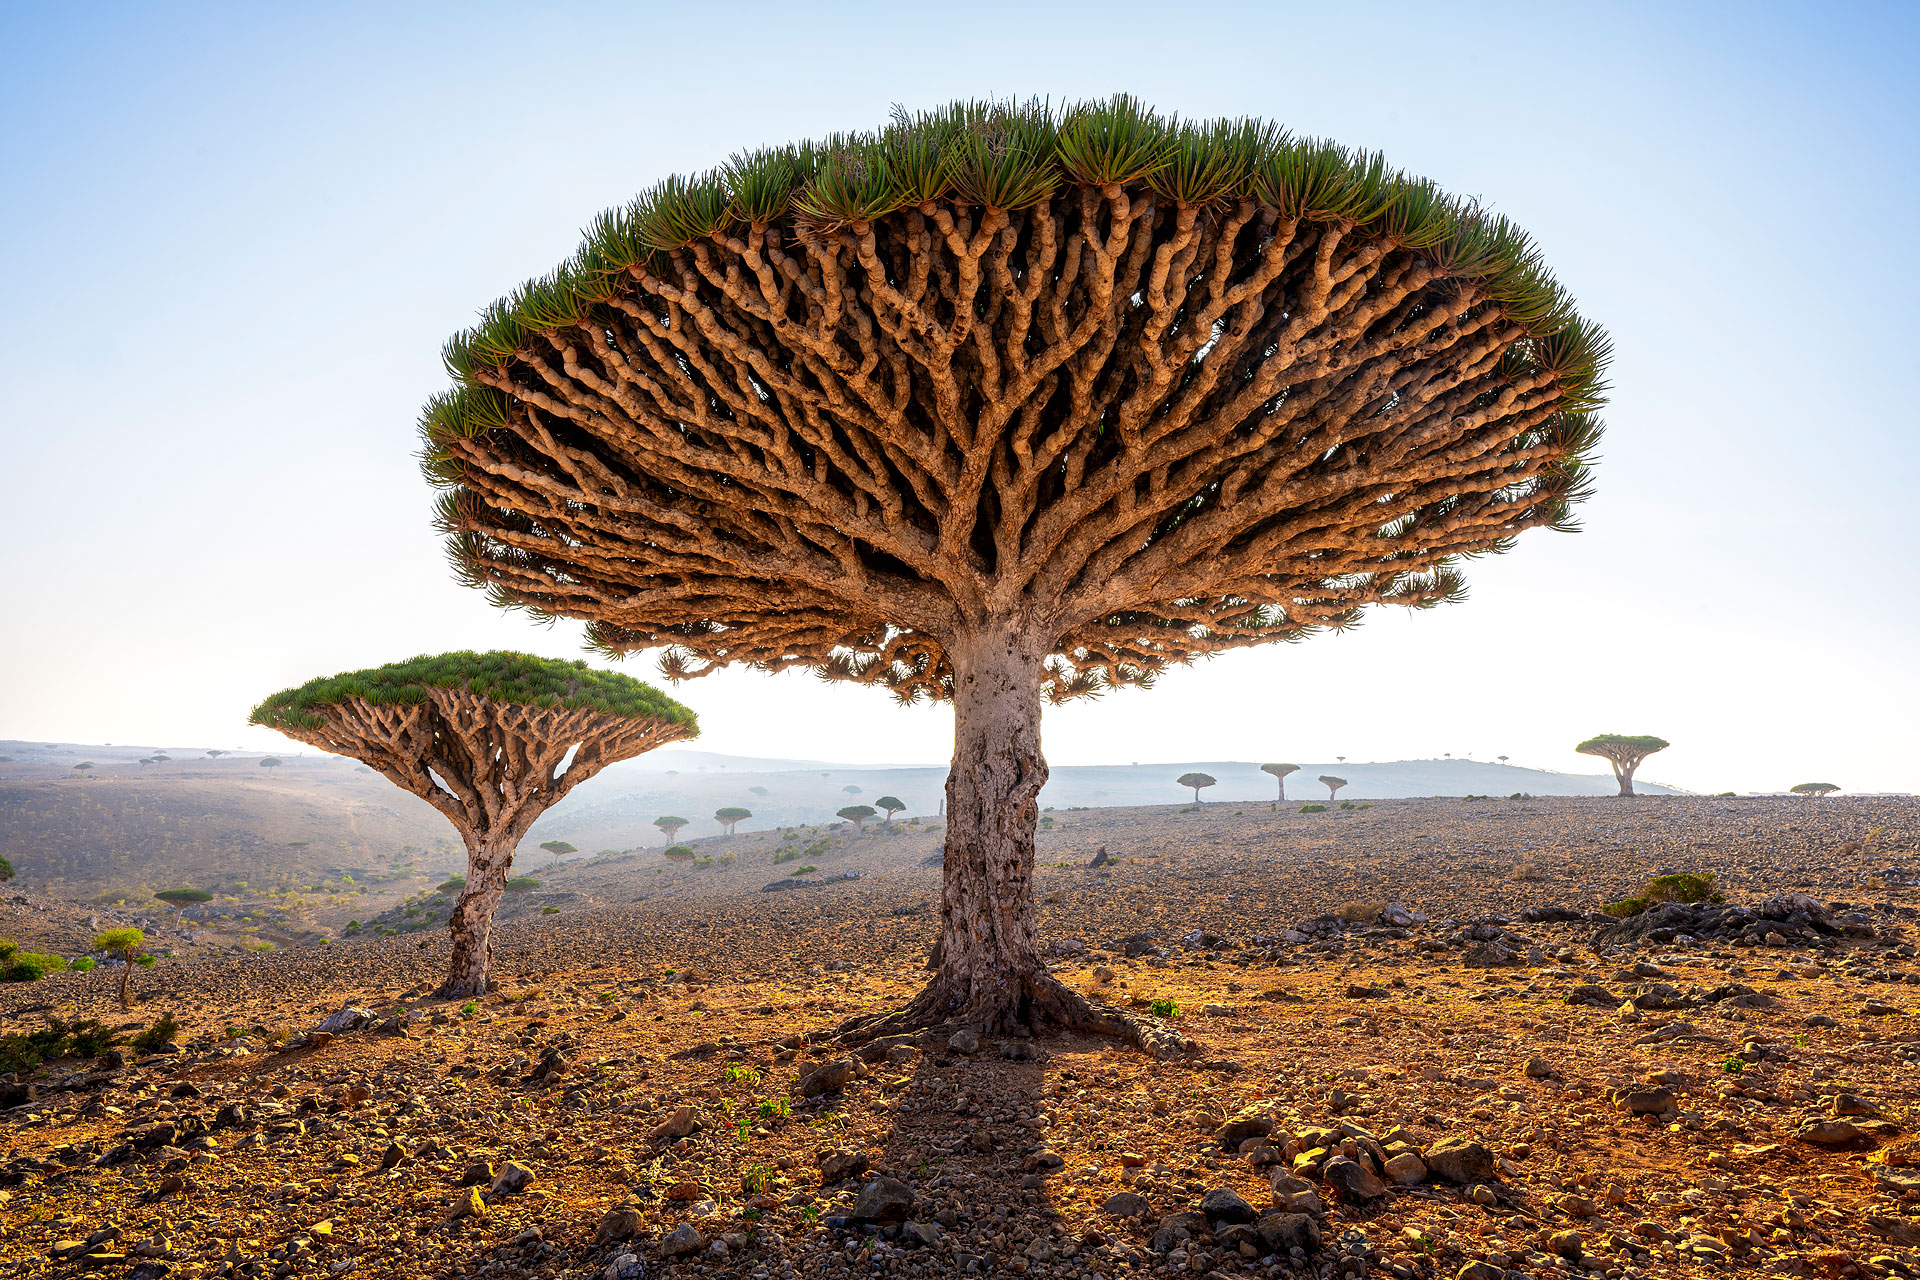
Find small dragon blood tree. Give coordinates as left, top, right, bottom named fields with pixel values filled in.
left=1789, top=782, right=1839, bottom=797
left=1177, top=772, right=1217, bottom=803
left=1261, top=763, right=1300, bottom=801
left=1320, top=775, right=1348, bottom=800
left=420, top=97, right=1609, bottom=1052
left=1576, top=734, right=1668, bottom=797
left=251, top=652, right=696, bottom=996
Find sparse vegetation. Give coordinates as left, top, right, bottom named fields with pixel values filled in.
left=1605, top=871, right=1725, bottom=917
left=1790, top=782, right=1840, bottom=797
left=92, top=926, right=147, bottom=1007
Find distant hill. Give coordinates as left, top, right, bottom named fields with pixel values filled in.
left=0, top=739, right=1677, bottom=914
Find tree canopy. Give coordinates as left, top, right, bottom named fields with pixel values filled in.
left=251, top=650, right=695, bottom=734
left=1790, top=782, right=1840, bottom=796
left=154, top=889, right=213, bottom=909
left=876, top=795, right=906, bottom=815
left=1575, top=734, right=1669, bottom=757
left=538, top=840, right=577, bottom=854
left=1261, top=763, right=1299, bottom=778
left=421, top=95, right=1607, bottom=706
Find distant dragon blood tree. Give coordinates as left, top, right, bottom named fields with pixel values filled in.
left=251, top=652, right=696, bottom=996
left=1576, top=734, right=1668, bottom=798
left=876, top=795, right=906, bottom=825
left=421, top=97, right=1608, bottom=1052
left=1790, top=782, right=1839, bottom=797
left=1177, top=772, right=1216, bottom=803
left=1320, top=775, right=1347, bottom=800
left=839, top=804, right=878, bottom=833
left=653, top=815, right=690, bottom=845
left=715, top=805, right=752, bottom=834
left=154, top=888, right=213, bottom=923
left=1261, top=762, right=1299, bottom=801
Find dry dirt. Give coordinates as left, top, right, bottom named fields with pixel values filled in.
left=4, top=795, right=1919, bottom=1280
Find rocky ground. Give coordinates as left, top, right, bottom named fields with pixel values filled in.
left=3, top=795, right=1918, bottom=1280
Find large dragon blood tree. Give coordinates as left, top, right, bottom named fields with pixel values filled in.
left=420, top=98, right=1609, bottom=1050
left=251, top=652, right=696, bottom=996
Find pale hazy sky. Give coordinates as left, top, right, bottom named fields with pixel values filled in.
left=2, top=2, right=1915, bottom=794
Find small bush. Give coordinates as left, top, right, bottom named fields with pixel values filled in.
left=1606, top=872, right=1723, bottom=918
left=0, top=939, right=16, bottom=961
left=541, top=905, right=559, bottom=915
left=1720, top=1055, right=1746, bottom=1074
left=1512, top=858, right=1542, bottom=880
left=724, top=1065, right=762, bottom=1083
left=663, top=845, right=696, bottom=862
left=1298, top=803, right=1326, bottom=813
left=1147, top=997, right=1181, bottom=1019
left=71, top=956, right=96, bottom=973
left=1604, top=896, right=1652, bottom=918
left=2, top=956, right=48, bottom=982
left=131, top=1013, right=180, bottom=1054
left=795, top=865, right=818, bottom=875
left=693, top=855, right=715, bottom=869
left=1336, top=902, right=1383, bottom=925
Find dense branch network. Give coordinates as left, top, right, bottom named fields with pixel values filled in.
left=425, top=104, right=1605, bottom=702
left=263, top=690, right=690, bottom=843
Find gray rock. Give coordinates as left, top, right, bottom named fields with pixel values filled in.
left=488, top=1160, right=535, bottom=1195
left=1422, top=1135, right=1497, bottom=1184
left=601, top=1253, right=646, bottom=1280
left=1100, top=1191, right=1151, bottom=1219
left=647, top=1105, right=703, bottom=1141
left=1795, top=1120, right=1867, bottom=1147
left=314, top=1006, right=374, bottom=1034
left=594, top=1205, right=643, bottom=1244
left=1322, top=1155, right=1388, bottom=1201
left=657, top=1224, right=705, bottom=1258
left=799, top=1058, right=858, bottom=1098
left=1256, top=1211, right=1321, bottom=1253
left=898, top=1221, right=943, bottom=1248
left=945, top=1029, right=980, bottom=1055
left=1200, top=1186, right=1255, bottom=1224
left=818, top=1150, right=868, bottom=1183
left=1619, top=1087, right=1675, bottom=1115
left=1213, top=1109, right=1273, bottom=1148
left=851, top=1176, right=914, bottom=1222
left=1384, top=1151, right=1427, bottom=1185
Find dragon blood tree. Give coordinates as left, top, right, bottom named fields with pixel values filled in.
left=1320, top=775, right=1348, bottom=800
left=420, top=97, right=1609, bottom=1050
left=1261, top=762, right=1299, bottom=801
left=1576, top=734, right=1668, bottom=798
left=251, top=652, right=696, bottom=996
left=1178, top=772, right=1216, bottom=803
left=1790, top=782, right=1839, bottom=797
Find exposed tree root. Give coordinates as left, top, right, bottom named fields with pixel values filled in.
left=825, top=971, right=1191, bottom=1060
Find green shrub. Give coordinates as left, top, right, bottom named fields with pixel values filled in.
left=541, top=905, right=559, bottom=914
left=2, top=956, right=48, bottom=982
left=1606, top=872, right=1723, bottom=917
left=0, top=939, right=16, bottom=961
left=663, top=845, right=696, bottom=862
left=795, top=865, right=818, bottom=875
left=1298, top=803, right=1326, bottom=813
left=1147, top=998, right=1181, bottom=1019
left=132, top=1014, right=180, bottom=1054
left=1720, top=1055, right=1746, bottom=1074
left=71, top=956, right=96, bottom=973
left=693, top=855, right=715, bottom=869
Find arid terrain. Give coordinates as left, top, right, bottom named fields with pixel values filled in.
left=4, top=795, right=1919, bottom=1280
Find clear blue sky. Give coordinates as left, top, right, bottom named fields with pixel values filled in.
left=2, top=1, right=1915, bottom=793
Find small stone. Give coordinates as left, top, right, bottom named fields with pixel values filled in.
left=658, top=1223, right=705, bottom=1258
left=378, top=1141, right=407, bottom=1170
left=1523, top=1057, right=1553, bottom=1078
left=1469, top=1184, right=1498, bottom=1206
left=1322, top=1156, right=1388, bottom=1201
left=153, top=1174, right=189, bottom=1198
left=946, top=1029, right=980, bottom=1054
left=1620, top=1087, right=1675, bottom=1115
left=1200, top=1187, right=1256, bottom=1223
left=594, top=1205, right=643, bottom=1245
left=1101, top=1191, right=1151, bottom=1219
left=851, top=1176, right=914, bottom=1222
left=1455, top=1264, right=1505, bottom=1280
left=818, top=1150, right=869, bottom=1183
left=1834, top=1093, right=1880, bottom=1117
left=1256, top=1211, right=1321, bottom=1253
left=447, top=1188, right=486, bottom=1221
left=1557, top=1193, right=1599, bottom=1217
left=1213, top=1108, right=1274, bottom=1148
left=457, top=1161, right=494, bottom=1187
left=511, top=1226, right=542, bottom=1246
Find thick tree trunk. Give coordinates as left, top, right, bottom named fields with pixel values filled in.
left=832, top=629, right=1187, bottom=1057
left=924, top=628, right=1050, bottom=1031
left=1618, top=762, right=1635, bottom=798
left=1276, top=778, right=1286, bottom=802
left=441, top=835, right=512, bottom=998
